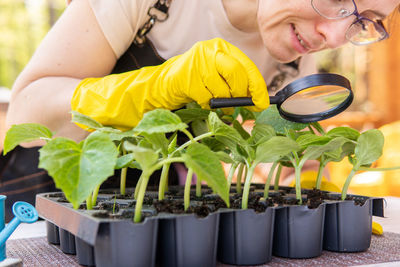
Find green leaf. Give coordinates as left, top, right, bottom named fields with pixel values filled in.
left=39, top=132, right=118, bottom=209
left=71, top=111, right=103, bottom=130
left=296, top=134, right=332, bottom=149
left=134, top=109, right=188, bottom=134
left=249, top=123, right=276, bottom=146
left=168, top=133, right=178, bottom=154
left=326, top=126, right=360, bottom=141
left=142, top=133, right=169, bottom=156
left=208, top=112, right=248, bottom=150
left=123, top=142, right=159, bottom=171
left=115, top=153, right=135, bottom=169
left=238, top=107, right=256, bottom=122
left=324, top=141, right=355, bottom=162
left=301, top=137, right=350, bottom=164
left=216, top=151, right=234, bottom=163
left=355, top=129, right=384, bottom=166
left=232, top=120, right=250, bottom=140
left=255, top=106, right=308, bottom=134
left=175, top=108, right=210, bottom=124
left=310, top=122, right=325, bottom=135
left=183, top=143, right=229, bottom=205
left=255, top=136, right=300, bottom=164
left=191, top=120, right=209, bottom=137
left=3, top=123, right=53, bottom=155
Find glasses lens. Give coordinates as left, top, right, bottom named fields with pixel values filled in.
left=346, top=19, right=387, bottom=44
left=312, top=0, right=355, bottom=19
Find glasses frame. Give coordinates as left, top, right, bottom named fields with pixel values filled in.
left=311, top=0, right=389, bottom=45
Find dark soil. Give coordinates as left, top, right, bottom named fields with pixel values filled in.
left=153, top=199, right=214, bottom=218
left=345, top=195, right=367, bottom=206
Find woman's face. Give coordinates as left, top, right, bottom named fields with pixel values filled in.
left=257, top=0, right=399, bottom=63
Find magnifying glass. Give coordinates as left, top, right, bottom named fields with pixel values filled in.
left=209, top=73, right=353, bottom=123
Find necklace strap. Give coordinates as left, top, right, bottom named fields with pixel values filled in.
left=134, top=0, right=172, bottom=46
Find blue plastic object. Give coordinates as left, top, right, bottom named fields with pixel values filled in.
left=0, top=196, right=38, bottom=261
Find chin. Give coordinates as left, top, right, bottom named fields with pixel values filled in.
left=267, top=46, right=298, bottom=63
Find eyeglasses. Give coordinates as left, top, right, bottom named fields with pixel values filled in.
left=311, top=0, right=389, bottom=45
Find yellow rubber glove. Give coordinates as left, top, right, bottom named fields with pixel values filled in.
left=372, top=221, right=383, bottom=235
left=289, top=170, right=341, bottom=192
left=71, top=38, right=269, bottom=130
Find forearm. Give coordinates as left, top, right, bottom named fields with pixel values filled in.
left=6, top=76, right=89, bottom=146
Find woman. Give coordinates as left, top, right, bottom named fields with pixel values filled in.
left=6, top=0, right=400, bottom=140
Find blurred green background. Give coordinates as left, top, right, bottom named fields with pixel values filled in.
left=0, top=0, right=65, bottom=89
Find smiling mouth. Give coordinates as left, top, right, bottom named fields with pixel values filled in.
left=291, top=24, right=309, bottom=50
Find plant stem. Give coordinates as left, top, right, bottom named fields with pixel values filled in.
left=274, top=164, right=282, bottom=191
left=172, top=132, right=213, bottom=155
left=236, top=163, right=245, bottom=194
left=264, top=161, right=278, bottom=198
left=120, top=167, right=127, bottom=195
left=227, top=162, right=239, bottom=193
left=241, top=164, right=256, bottom=209
left=92, top=184, right=101, bottom=206
left=86, top=195, right=93, bottom=210
left=341, top=168, right=357, bottom=200
left=134, top=174, right=143, bottom=200
left=196, top=176, right=202, bottom=197
left=308, top=125, right=316, bottom=134
left=158, top=162, right=171, bottom=200
left=359, top=166, right=400, bottom=171
left=315, top=161, right=326, bottom=189
left=184, top=168, right=194, bottom=211
left=134, top=171, right=151, bottom=223
left=182, top=128, right=194, bottom=141
left=294, top=166, right=302, bottom=205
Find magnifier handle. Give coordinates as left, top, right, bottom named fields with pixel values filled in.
left=209, top=96, right=279, bottom=109
left=209, top=97, right=254, bottom=109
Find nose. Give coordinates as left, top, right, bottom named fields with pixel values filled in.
left=315, top=17, right=354, bottom=49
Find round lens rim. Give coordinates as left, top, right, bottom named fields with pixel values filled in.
left=275, top=73, right=354, bottom=123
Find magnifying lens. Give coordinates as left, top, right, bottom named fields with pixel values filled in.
left=209, top=73, right=353, bottom=123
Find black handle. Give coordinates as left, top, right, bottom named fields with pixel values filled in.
left=209, top=97, right=254, bottom=109
left=209, top=96, right=280, bottom=109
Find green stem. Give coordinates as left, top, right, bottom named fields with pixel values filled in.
left=315, top=161, right=326, bottom=189
left=86, top=195, right=93, bottom=210
left=294, top=166, right=302, bottom=205
left=134, top=174, right=143, bottom=200
left=92, top=184, right=101, bottom=206
left=134, top=171, right=151, bottom=223
left=158, top=162, right=171, bottom=200
left=120, top=167, right=127, bottom=195
left=264, top=161, right=278, bottom=198
left=341, top=168, right=357, bottom=200
left=184, top=168, right=194, bottom=211
left=196, top=176, right=202, bottom=197
left=359, top=165, right=400, bottom=171
left=172, top=132, right=213, bottom=155
left=236, top=163, right=245, bottom=194
left=241, top=163, right=256, bottom=209
left=274, top=164, right=282, bottom=191
left=182, top=128, right=194, bottom=141
left=308, top=125, right=316, bottom=134
left=227, top=162, right=239, bottom=193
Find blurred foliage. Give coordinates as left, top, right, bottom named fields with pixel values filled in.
left=315, top=45, right=370, bottom=113
left=0, top=0, right=65, bottom=89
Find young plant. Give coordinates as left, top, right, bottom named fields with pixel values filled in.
left=341, top=129, right=384, bottom=200
left=3, top=123, right=118, bottom=209
left=125, top=109, right=230, bottom=222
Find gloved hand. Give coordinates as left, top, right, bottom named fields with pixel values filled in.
left=71, top=38, right=269, bottom=130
